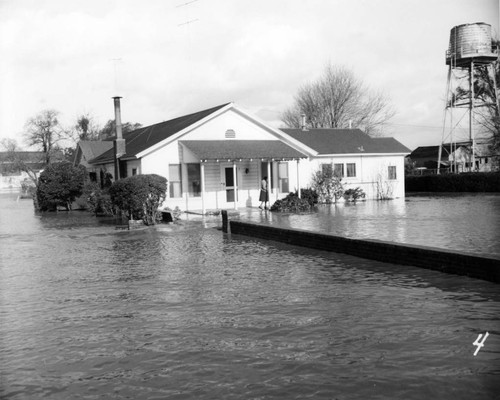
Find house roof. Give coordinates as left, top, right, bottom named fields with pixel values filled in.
left=409, top=142, right=470, bottom=159
left=90, top=103, right=231, bottom=164
left=0, top=151, right=59, bottom=173
left=75, top=141, right=113, bottom=162
left=180, top=140, right=307, bottom=161
left=281, top=128, right=411, bottom=155
left=0, top=151, right=47, bottom=162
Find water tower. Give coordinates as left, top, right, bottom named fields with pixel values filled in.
left=438, top=22, right=499, bottom=173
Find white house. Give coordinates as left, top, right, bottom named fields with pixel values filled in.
left=282, top=128, right=410, bottom=199
left=86, top=102, right=410, bottom=212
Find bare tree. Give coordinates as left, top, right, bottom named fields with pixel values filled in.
left=24, top=109, right=64, bottom=164
left=282, top=64, right=395, bottom=136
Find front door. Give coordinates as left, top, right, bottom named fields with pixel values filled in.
left=224, top=166, right=238, bottom=203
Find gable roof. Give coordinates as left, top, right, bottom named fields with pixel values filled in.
left=281, top=128, right=411, bottom=155
left=180, top=140, right=307, bottom=161
left=90, top=103, right=231, bottom=164
left=75, top=141, right=113, bottom=163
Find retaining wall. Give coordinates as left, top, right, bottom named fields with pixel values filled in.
left=221, top=212, right=500, bottom=284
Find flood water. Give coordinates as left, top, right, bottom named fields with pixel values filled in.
left=240, top=193, right=500, bottom=257
left=1, top=192, right=499, bottom=399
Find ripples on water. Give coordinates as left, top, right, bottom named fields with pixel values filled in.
left=1, top=193, right=499, bottom=399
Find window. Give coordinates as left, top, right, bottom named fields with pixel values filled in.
left=346, top=163, right=356, bottom=177
left=321, top=163, right=332, bottom=174
left=132, top=168, right=137, bottom=176
left=187, top=163, right=201, bottom=197
left=89, top=172, right=97, bottom=182
left=388, top=166, right=397, bottom=180
left=278, top=162, right=289, bottom=193
left=333, top=163, right=344, bottom=178
left=169, top=164, right=182, bottom=198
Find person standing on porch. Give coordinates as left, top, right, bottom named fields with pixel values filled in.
left=259, top=176, right=269, bottom=210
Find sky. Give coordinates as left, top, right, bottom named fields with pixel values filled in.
left=0, top=0, right=498, bottom=151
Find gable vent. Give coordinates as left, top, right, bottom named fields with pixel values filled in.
left=225, top=129, right=236, bottom=139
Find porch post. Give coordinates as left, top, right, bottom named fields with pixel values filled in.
left=201, top=162, right=206, bottom=215
left=267, top=162, right=272, bottom=200
left=232, top=161, right=237, bottom=210
left=296, top=159, right=301, bottom=198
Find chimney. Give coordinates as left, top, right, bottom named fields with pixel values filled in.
left=113, top=96, right=123, bottom=139
left=301, top=114, right=308, bottom=131
left=113, top=96, right=126, bottom=180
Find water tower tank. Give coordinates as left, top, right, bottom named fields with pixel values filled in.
left=446, top=22, right=497, bottom=66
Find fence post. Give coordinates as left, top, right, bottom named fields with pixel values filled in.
left=221, top=209, right=230, bottom=233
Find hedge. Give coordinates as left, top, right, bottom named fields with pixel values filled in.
left=405, top=172, right=500, bottom=192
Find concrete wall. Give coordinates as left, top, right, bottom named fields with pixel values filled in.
left=225, top=218, right=500, bottom=284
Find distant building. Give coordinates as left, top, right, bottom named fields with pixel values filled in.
left=408, top=142, right=499, bottom=173
left=0, top=152, right=46, bottom=190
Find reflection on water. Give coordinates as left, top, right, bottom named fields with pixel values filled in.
left=241, top=193, right=500, bottom=257
left=1, top=192, right=500, bottom=399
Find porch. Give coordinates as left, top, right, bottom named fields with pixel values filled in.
left=173, top=140, right=308, bottom=214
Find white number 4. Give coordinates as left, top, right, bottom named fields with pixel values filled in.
left=473, top=332, right=489, bottom=356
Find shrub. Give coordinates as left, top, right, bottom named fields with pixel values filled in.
left=82, top=182, right=115, bottom=216
left=270, top=192, right=312, bottom=212
left=405, top=172, right=500, bottom=192
left=311, top=169, right=344, bottom=203
left=36, top=162, right=87, bottom=211
left=300, top=188, right=319, bottom=207
left=109, top=174, right=167, bottom=225
left=20, top=178, right=36, bottom=199
left=344, top=187, right=366, bottom=202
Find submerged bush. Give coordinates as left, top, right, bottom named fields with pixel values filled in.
left=300, top=188, right=319, bottom=207
left=270, top=192, right=312, bottom=212
left=109, top=174, right=167, bottom=225
left=311, top=169, right=344, bottom=203
left=343, top=187, right=366, bottom=202
left=82, top=182, right=115, bottom=216
left=36, top=162, right=87, bottom=211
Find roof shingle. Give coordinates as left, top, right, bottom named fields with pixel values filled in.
left=282, top=128, right=411, bottom=155
left=90, top=103, right=230, bottom=164
left=180, top=140, right=307, bottom=161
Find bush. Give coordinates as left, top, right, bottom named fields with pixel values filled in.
left=109, top=174, right=167, bottom=225
left=405, top=172, right=500, bottom=192
left=82, top=182, right=115, bottom=216
left=344, top=187, right=366, bottom=202
left=36, top=162, right=87, bottom=211
left=311, top=169, right=344, bottom=203
left=300, top=188, right=319, bottom=207
left=270, top=192, right=313, bottom=212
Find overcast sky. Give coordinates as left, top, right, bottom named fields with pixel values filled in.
left=0, top=0, right=498, bottom=151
